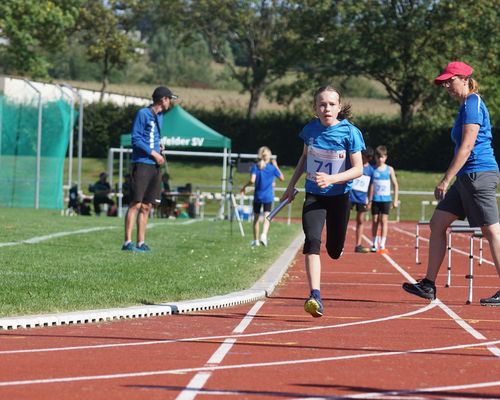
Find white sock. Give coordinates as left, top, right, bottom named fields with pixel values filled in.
left=380, top=237, right=387, bottom=249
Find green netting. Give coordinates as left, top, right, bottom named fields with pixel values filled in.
left=0, top=95, right=74, bottom=210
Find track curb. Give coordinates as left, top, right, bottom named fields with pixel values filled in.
left=0, top=233, right=304, bottom=330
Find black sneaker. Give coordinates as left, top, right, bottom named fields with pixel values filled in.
left=354, top=245, right=370, bottom=253
left=480, top=290, right=500, bottom=307
left=402, top=279, right=436, bottom=300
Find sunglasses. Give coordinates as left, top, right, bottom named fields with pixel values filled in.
left=441, top=76, right=462, bottom=88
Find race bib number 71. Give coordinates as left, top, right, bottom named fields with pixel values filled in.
left=306, top=146, right=347, bottom=182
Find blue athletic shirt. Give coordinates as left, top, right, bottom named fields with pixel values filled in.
left=131, top=107, right=164, bottom=165
left=299, top=118, right=365, bottom=196
left=350, top=164, right=374, bottom=204
left=251, top=163, right=281, bottom=203
left=451, top=93, right=498, bottom=176
left=372, top=165, right=392, bottom=202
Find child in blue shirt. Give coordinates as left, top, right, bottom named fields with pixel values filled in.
left=370, top=145, right=399, bottom=254
left=241, top=146, right=284, bottom=247
left=282, top=85, right=365, bottom=317
left=350, top=147, right=375, bottom=253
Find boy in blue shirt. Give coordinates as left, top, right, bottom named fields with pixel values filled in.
left=370, top=145, right=399, bottom=254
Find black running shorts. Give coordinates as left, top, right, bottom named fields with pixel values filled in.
left=130, top=163, right=161, bottom=205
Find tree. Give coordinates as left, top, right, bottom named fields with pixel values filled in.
left=77, top=0, right=141, bottom=98
left=185, top=0, right=306, bottom=119
left=301, top=0, right=499, bottom=126
left=0, top=0, right=82, bottom=78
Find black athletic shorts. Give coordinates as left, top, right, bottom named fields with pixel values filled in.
left=253, top=201, right=272, bottom=214
left=130, top=163, right=161, bottom=205
left=302, top=192, right=350, bottom=259
left=371, top=201, right=391, bottom=215
left=351, top=201, right=369, bottom=212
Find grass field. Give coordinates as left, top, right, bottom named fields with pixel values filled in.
left=0, top=208, right=301, bottom=317
left=60, top=79, right=400, bottom=116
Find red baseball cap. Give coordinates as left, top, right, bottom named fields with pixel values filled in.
left=434, top=61, right=473, bottom=85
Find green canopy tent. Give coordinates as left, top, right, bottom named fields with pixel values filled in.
left=109, top=105, right=232, bottom=218
left=119, top=105, right=231, bottom=149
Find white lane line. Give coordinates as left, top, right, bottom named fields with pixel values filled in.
left=0, top=303, right=436, bottom=355
left=0, top=339, right=498, bottom=388
left=379, top=250, right=500, bottom=357
left=175, top=301, right=265, bottom=400
left=346, top=379, right=500, bottom=399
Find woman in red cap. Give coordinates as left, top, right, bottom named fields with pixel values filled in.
left=402, top=61, right=500, bottom=306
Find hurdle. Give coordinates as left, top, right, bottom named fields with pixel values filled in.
left=415, top=220, right=429, bottom=264
left=420, top=200, right=438, bottom=221
left=446, top=225, right=483, bottom=304
left=415, top=200, right=438, bottom=264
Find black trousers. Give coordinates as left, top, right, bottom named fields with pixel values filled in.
left=302, top=192, right=351, bottom=259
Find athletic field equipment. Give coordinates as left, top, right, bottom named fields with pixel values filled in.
left=415, top=219, right=484, bottom=304
left=267, top=188, right=299, bottom=221
left=0, top=86, right=75, bottom=209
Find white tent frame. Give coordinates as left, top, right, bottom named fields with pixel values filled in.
left=107, top=147, right=260, bottom=218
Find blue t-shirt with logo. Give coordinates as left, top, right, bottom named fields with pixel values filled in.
left=131, top=107, right=164, bottom=165
left=251, top=163, right=282, bottom=203
left=451, top=94, right=498, bottom=176
left=350, top=164, right=374, bottom=204
left=299, top=119, right=365, bottom=196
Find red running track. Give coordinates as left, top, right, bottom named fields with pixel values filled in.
left=0, top=221, right=499, bottom=399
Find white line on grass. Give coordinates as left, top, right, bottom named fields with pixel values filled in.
left=0, top=220, right=199, bottom=248
left=0, top=339, right=498, bottom=388
left=0, top=227, right=115, bottom=247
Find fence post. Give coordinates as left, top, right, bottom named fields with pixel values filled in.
left=24, top=80, right=42, bottom=209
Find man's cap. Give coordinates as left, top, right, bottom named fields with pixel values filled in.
left=152, top=86, right=179, bottom=102
left=434, top=61, right=473, bottom=85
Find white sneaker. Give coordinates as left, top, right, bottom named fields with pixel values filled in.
left=260, top=234, right=268, bottom=247
left=251, top=240, right=260, bottom=248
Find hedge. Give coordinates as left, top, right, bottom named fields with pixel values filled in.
left=78, top=102, right=499, bottom=172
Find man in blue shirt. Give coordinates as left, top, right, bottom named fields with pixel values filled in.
left=122, top=86, right=178, bottom=252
